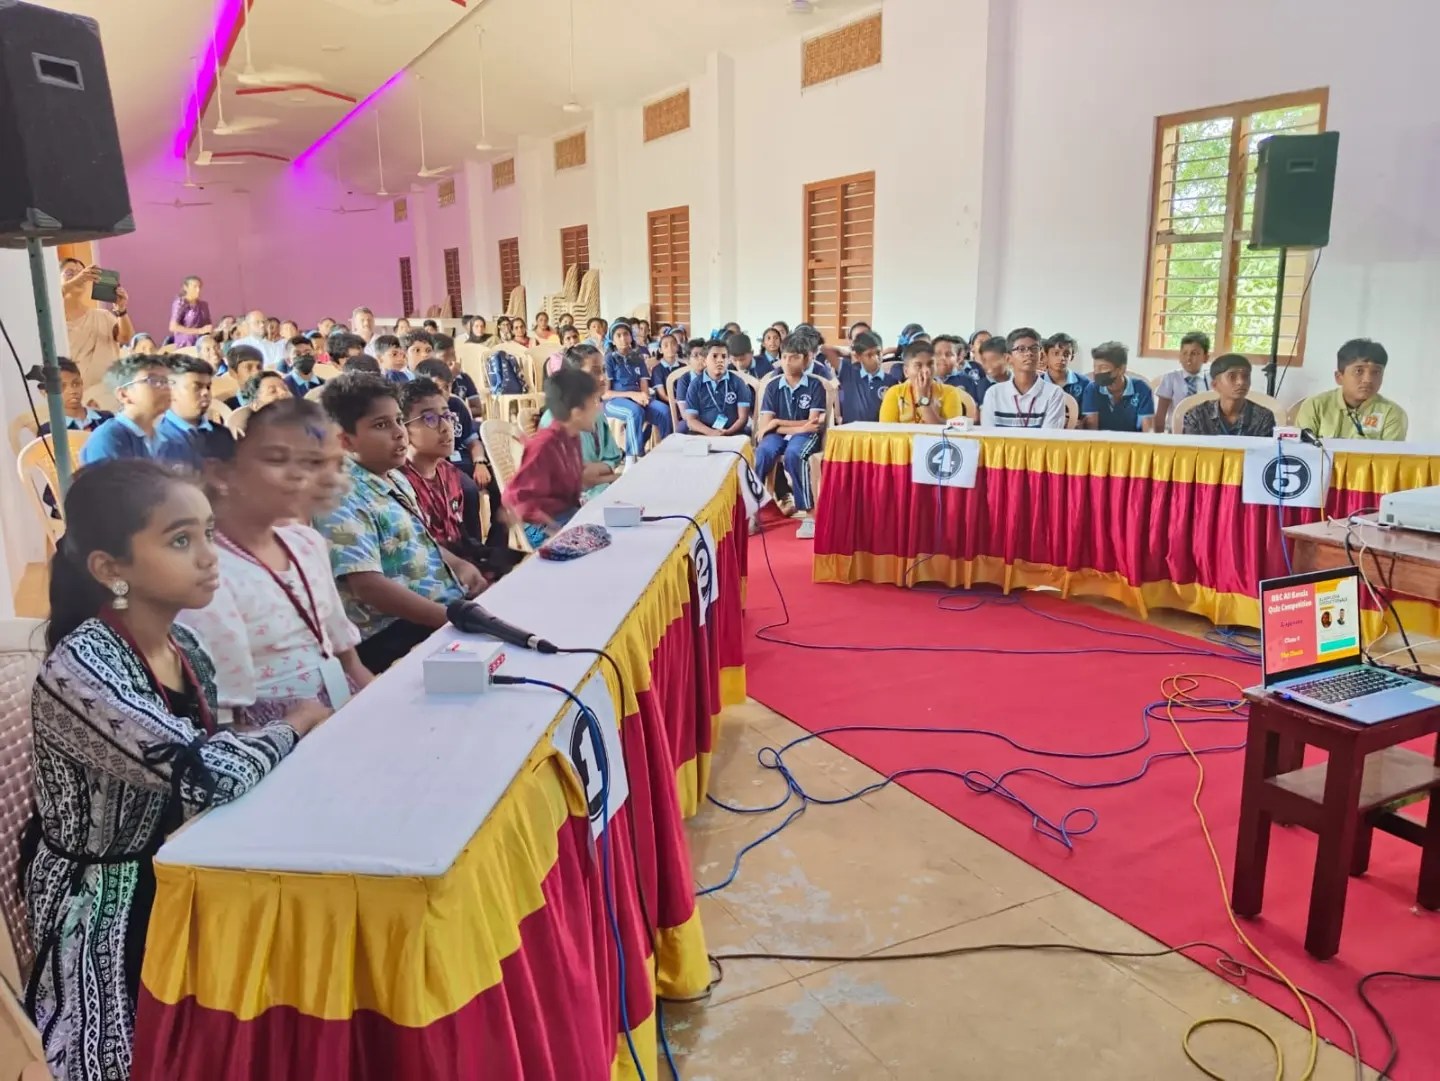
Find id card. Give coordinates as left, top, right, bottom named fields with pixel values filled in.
left=319, top=655, right=352, bottom=710
left=715, top=414, right=728, bottom=429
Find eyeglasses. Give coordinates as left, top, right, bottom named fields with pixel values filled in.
left=404, top=410, right=456, bottom=430
left=123, top=375, right=171, bottom=390
left=1011, top=345, right=1039, bottom=356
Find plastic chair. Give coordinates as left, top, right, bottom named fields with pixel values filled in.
left=0, top=618, right=43, bottom=995
left=16, top=434, right=88, bottom=554
left=8, top=414, right=39, bottom=456
left=1062, top=393, right=1080, bottom=430
left=953, top=388, right=979, bottom=423
left=312, top=363, right=342, bottom=382
left=665, top=367, right=689, bottom=433
left=226, top=404, right=255, bottom=437
left=489, top=345, right=544, bottom=425
left=479, top=418, right=534, bottom=553
left=210, top=373, right=239, bottom=404
left=1170, top=391, right=1216, bottom=433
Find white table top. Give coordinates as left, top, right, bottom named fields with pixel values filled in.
left=157, top=436, right=749, bottom=877
left=832, top=422, right=1440, bottom=458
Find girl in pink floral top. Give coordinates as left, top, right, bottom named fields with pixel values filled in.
left=179, top=398, right=372, bottom=723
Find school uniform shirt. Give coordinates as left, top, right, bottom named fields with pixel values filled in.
left=941, top=370, right=983, bottom=404
left=78, top=413, right=158, bottom=465
left=446, top=393, right=481, bottom=471
left=312, top=457, right=465, bottom=639
left=1155, top=368, right=1210, bottom=405
left=39, top=408, right=111, bottom=437
left=1181, top=399, right=1277, bottom=438
left=451, top=371, right=480, bottom=400
left=284, top=372, right=324, bottom=398
left=970, top=372, right=998, bottom=404
left=1041, top=369, right=1091, bottom=405
left=807, top=359, right=836, bottom=381
left=673, top=370, right=698, bottom=405
left=684, top=372, right=751, bottom=430
left=878, top=382, right=966, bottom=424
left=837, top=360, right=899, bottom=423
left=1080, top=376, right=1156, bottom=433
left=487, top=350, right=525, bottom=395
left=504, top=424, right=585, bottom=525
left=154, top=410, right=237, bottom=469
left=753, top=353, right=779, bottom=380
left=383, top=368, right=415, bottom=386
left=605, top=349, right=653, bottom=393
left=650, top=360, right=684, bottom=397
left=760, top=373, right=826, bottom=422
left=981, top=377, right=1067, bottom=429
left=1294, top=388, right=1409, bottom=441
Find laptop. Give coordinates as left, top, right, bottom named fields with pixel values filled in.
left=1259, top=567, right=1439, bottom=724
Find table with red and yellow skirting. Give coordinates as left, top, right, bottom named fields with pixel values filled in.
left=132, top=439, right=753, bottom=1081
left=813, top=423, right=1440, bottom=637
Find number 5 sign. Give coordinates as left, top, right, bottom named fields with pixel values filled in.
left=550, top=670, right=629, bottom=838
left=1242, top=443, right=1330, bottom=508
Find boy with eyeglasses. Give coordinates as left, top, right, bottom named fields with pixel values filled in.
left=398, top=377, right=471, bottom=555
left=79, top=355, right=173, bottom=464
left=980, top=327, right=1067, bottom=429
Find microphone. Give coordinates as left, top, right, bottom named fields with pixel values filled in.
left=1299, top=427, right=1323, bottom=448
left=446, top=601, right=559, bottom=654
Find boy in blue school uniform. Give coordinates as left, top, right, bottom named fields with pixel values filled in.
left=155, top=355, right=236, bottom=470
left=931, top=335, right=980, bottom=402
left=725, top=332, right=768, bottom=385
left=79, top=355, right=172, bottom=465
left=671, top=338, right=708, bottom=433
left=684, top=341, right=753, bottom=437
left=603, top=322, right=671, bottom=459
left=649, top=333, right=686, bottom=408
left=755, top=334, right=828, bottom=540
left=835, top=331, right=898, bottom=423
left=1040, top=332, right=1089, bottom=406
left=39, top=359, right=112, bottom=437
left=1081, top=341, right=1155, bottom=433
left=283, top=336, right=324, bottom=397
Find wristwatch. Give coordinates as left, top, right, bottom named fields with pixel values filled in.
left=113, top=308, right=128, bottom=317
left=917, top=396, right=931, bottom=407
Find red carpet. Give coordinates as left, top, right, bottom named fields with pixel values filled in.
left=742, top=521, right=1440, bottom=1079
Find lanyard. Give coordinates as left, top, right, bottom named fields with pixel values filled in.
left=100, top=608, right=216, bottom=735
left=217, top=531, right=327, bottom=654
left=1013, top=384, right=1040, bottom=427
left=706, top=376, right=731, bottom=414
left=1347, top=408, right=1369, bottom=439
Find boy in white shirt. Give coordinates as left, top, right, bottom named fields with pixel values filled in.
left=980, top=327, right=1068, bottom=429
left=1153, top=331, right=1210, bottom=433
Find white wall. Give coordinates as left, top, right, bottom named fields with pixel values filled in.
left=994, top=0, right=1440, bottom=438
left=517, top=126, right=597, bottom=309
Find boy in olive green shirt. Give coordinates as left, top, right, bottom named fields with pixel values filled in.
left=1295, top=338, right=1408, bottom=441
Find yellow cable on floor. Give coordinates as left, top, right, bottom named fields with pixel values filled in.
left=1161, top=673, right=1319, bottom=1081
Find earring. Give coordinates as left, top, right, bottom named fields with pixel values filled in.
left=110, top=581, right=130, bottom=611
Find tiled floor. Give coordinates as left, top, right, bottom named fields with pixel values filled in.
left=675, top=599, right=1376, bottom=1080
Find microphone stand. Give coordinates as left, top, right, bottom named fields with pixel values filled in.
left=1263, top=245, right=1287, bottom=399
left=25, top=239, right=73, bottom=498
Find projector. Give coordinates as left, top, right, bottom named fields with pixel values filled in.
left=1378, top=485, right=1440, bottom=535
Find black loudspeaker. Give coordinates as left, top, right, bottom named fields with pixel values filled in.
left=1250, top=131, right=1339, bottom=250
left=0, top=0, right=133, bottom=247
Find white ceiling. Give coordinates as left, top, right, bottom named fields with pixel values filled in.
left=49, top=0, right=874, bottom=195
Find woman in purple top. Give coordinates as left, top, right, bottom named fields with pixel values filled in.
left=167, top=275, right=213, bottom=347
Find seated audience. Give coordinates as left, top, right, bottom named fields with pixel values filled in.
left=650, top=333, right=686, bottom=402
left=541, top=325, right=581, bottom=377
left=633, top=318, right=653, bottom=353
left=284, top=341, right=324, bottom=397
left=981, top=327, right=1067, bottom=429
left=849, top=321, right=873, bottom=343
left=837, top=331, right=898, bottom=423
left=533, top=311, right=558, bottom=344
left=755, top=334, right=828, bottom=539
left=465, top=315, right=494, bottom=346
left=317, top=316, right=337, bottom=340
left=755, top=327, right=782, bottom=379
left=404, top=330, right=434, bottom=372
left=495, top=317, right=517, bottom=346
left=1081, top=341, right=1155, bottom=433
left=966, top=329, right=993, bottom=381
left=329, top=331, right=367, bottom=365
left=724, top=332, right=768, bottom=389
left=932, top=335, right=980, bottom=399
left=541, top=344, right=622, bottom=500
left=228, top=370, right=294, bottom=436
left=507, top=366, right=603, bottom=547
left=879, top=341, right=968, bottom=423
left=352, top=306, right=377, bottom=350
left=414, top=358, right=485, bottom=475
left=603, top=322, right=672, bottom=458
left=221, top=345, right=263, bottom=409
left=79, top=355, right=172, bottom=464
left=197, top=333, right=225, bottom=372
left=1295, top=338, right=1408, bottom=440
left=1040, top=332, right=1089, bottom=405
left=585, top=316, right=608, bottom=349
left=488, top=337, right=527, bottom=395
left=279, top=320, right=300, bottom=342
left=313, top=374, right=484, bottom=673
left=432, top=334, right=478, bottom=406
left=232, top=309, right=287, bottom=369
left=398, top=377, right=488, bottom=564
left=25, top=459, right=322, bottom=1080
left=511, top=320, right=531, bottom=348
left=373, top=333, right=410, bottom=384
left=1181, top=354, right=1276, bottom=437
left=308, top=330, right=330, bottom=364
left=265, top=317, right=282, bottom=342
left=557, top=312, right=576, bottom=332
left=343, top=353, right=382, bottom=375
left=39, top=358, right=112, bottom=436
left=394, top=318, right=413, bottom=338
left=1153, top=331, right=1211, bottom=432
left=179, top=399, right=372, bottom=723
left=685, top=341, right=754, bottom=437
left=127, top=333, right=157, bottom=357
left=422, top=319, right=440, bottom=334
left=156, top=356, right=234, bottom=469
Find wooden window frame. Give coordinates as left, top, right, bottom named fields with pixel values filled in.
left=398, top=256, right=415, bottom=319
left=802, top=170, right=875, bottom=343
left=442, top=247, right=463, bottom=320
left=1139, top=87, right=1328, bottom=364
left=647, top=205, right=691, bottom=329
left=498, top=237, right=521, bottom=312
left=560, top=224, right=590, bottom=275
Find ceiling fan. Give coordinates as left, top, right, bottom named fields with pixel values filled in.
left=316, top=147, right=378, bottom=215
left=188, top=56, right=243, bottom=167
left=415, top=78, right=451, bottom=178
left=234, top=8, right=324, bottom=87
left=209, top=27, right=278, bottom=135
left=374, top=110, right=391, bottom=197
left=147, top=197, right=216, bottom=210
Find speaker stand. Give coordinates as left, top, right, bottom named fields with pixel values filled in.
left=26, top=239, right=74, bottom=499
left=1263, top=245, right=1288, bottom=398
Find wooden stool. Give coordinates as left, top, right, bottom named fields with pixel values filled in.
left=1231, top=690, right=1440, bottom=959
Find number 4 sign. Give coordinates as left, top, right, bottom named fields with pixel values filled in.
left=550, top=670, right=629, bottom=839
left=1242, top=443, right=1330, bottom=508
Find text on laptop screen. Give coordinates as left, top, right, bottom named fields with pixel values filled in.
left=1261, top=575, right=1362, bottom=677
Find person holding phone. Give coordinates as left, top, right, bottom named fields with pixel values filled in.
left=60, top=258, right=133, bottom=410
left=167, top=275, right=213, bottom=347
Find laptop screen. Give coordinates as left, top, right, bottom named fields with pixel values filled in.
left=1260, top=569, right=1362, bottom=684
